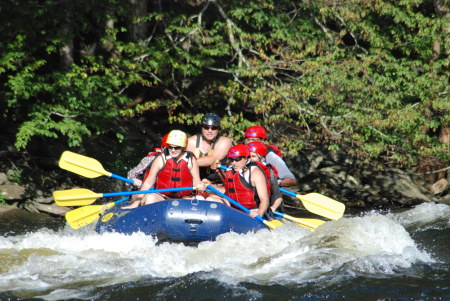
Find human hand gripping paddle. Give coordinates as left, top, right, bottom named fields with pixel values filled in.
left=219, top=165, right=345, bottom=220
left=206, top=185, right=283, bottom=230
left=54, top=187, right=196, bottom=229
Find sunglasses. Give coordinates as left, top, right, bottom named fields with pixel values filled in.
left=202, top=125, right=219, bottom=131
left=168, top=146, right=182, bottom=150
left=228, top=156, right=245, bottom=162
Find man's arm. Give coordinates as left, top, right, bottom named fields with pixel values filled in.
left=269, top=171, right=283, bottom=211
left=135, top=156, right=164, bottom=201
left=279, top=177, right=297, bottom=187
left=127, top=156, right=154, bottom=187
left=189, top=156, right=202, bottom=187
left=195, top=136, right=233, bottom=167
left=265, top=152, right=297, bottom=187
left=186, top=135, right=197, bottom=153
left=251, top=168, right=269, bottom=218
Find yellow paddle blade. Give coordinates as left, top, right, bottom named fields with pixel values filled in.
left=65, top=202, right=115, bottom=229
left=65, top=205, right=103, bottom=229
left=59, top=151, right=112, bottom=178
left=288, top=216, right=325, bottom=230
left=263, top=219, right=284, bottom=230
left=53, top=188, right=102, bottom=206
left=297, top=193, right=345, bottom=220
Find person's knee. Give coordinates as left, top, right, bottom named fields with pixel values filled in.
left=142, top=194, right=162, bottom=205
left=280, top=178, right=297, bottom=187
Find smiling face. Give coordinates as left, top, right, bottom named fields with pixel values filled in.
left=168, top=145, right=183, bottom=159
left=201, top=125, right=219, bottom=141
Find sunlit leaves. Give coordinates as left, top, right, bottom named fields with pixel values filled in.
left=2, top=0, right=449, bottom=167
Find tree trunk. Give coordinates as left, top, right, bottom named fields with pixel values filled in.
left=59, top=24, right=74, bottom=71
left=433, top=0, right=450, bottom=58
left=128, top=0, right=148, bottom=41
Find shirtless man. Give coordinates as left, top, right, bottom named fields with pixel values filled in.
left=186, top=113, right=233, bottom=181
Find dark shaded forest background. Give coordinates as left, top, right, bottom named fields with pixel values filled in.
left=1, top=0, right=449, bottom=194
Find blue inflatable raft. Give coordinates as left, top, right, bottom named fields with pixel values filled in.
left=94, top=198, right=267, bottom=243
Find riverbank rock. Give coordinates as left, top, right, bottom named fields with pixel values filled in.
left=23, top=200, right=70, bottom=216
left=287, top=147, right=440, bottom=209
left=361, top=168, right=437, bottom=205
left=0, top=205, right=18, bottom=214
left=429, top=178, right=449, bottom=195
left=0, top=183, right=26, bottom=200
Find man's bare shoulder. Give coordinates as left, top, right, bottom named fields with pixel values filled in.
left=186, top=135, right=197, bottom=151
left=217, top=135, right=233, bottom=145
left=187, top=134, right=198, bottom=141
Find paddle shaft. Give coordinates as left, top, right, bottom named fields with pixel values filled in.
left=111, top=174, right=135, bottom=184
left=100, top=187, right=196, bottom=198
left=207, top=185, right=267, bottom=226
left=112, top=196, right=131, bottom=205
left=279, top=188, right=300, bottom=198
left=57, top=187, right=196, bottom=202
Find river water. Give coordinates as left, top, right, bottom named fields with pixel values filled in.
left=0, top=202, right=449, bottom=301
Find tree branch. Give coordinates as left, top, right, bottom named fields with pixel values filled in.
left=210, top=0, right=247, bottom=68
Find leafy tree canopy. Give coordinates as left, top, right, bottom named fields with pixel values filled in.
left=1, top=0, right=449, bottom=167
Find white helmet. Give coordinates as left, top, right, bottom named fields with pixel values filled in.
left=166, top=130, right=187, bottom=147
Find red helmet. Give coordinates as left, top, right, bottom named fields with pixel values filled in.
left=247, top=142, right=267, bottom=157
left=245, top=126, right=267, bottom=139
left=227, top=144, right=250, bottom=158
left=161, top=133, right=169, bottom=148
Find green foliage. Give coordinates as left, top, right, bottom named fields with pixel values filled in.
left=7, top=168, right=23, bottom=185
left=1, top=0, right=449, bottom=168
left=0, top=193, right=6, bottom=206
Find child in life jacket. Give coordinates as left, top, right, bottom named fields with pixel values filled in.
left=246, top=141, right=284, bottom=213
left=203, top=144, right=270, bottom=219
left=123, top=130, right=205, bottom=208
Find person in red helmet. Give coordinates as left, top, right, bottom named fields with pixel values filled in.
left=127, top=133, right=169, bottom=187
left=186, top=113, right=233, bottom=181
left=244, top=125, right=297, bottom=187
left=247, top=141, right=283, bottom=213
left=203, top=144, right=270, bottom=218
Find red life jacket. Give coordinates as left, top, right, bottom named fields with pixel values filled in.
left=255, top=161, right=283, bottom=207
left=253, top=161, right=274, bottom=194
left=155, top=152, right=194, bottom=197
left=253, top=161, right=269, bottom=179
left=224, top=163, right=271, bottom=210
left=261, top=161, right=278, bottom=179
left=266, top=144, right=283, bottom=158
left=269, top=163, right=279, bottom=178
